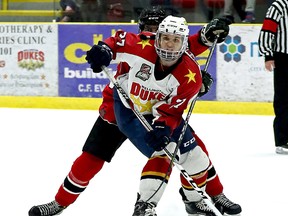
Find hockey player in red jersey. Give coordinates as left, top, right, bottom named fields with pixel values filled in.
left=28, top=7, right=241, bottom=216
left=87, top=15, right=213, bottom=215
left=86, top=14, right=237, bottom=216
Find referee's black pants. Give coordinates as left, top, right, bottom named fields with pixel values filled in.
left=273, top=52, right=288, bottom=146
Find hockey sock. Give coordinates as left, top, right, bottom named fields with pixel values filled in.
left=55, top=152, right=105, bottom=206
left=139, top=155, right=172, bottom=204
left=193, top=132, right=224, bottom=196
left=206, top=163, right=223, bottom=197
left=180, top=169, right=208, bottom=202
left=180, top=169, right=208, bottom=191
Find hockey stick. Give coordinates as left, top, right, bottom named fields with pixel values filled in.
left=145, top=36, right=219, bottom=199
left=167, top=35, right=219, bottom=168
left=101, top=64, right=222, bottom=216
left=175, top=35, right=218, bottom=155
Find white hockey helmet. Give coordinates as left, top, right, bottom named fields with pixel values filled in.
left=155, top=15, right=189, bottom=61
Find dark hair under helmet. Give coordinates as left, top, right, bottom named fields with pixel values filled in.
left=138, top=6, right=166, bottom=31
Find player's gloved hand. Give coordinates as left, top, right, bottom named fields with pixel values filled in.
left=145, top=122, right=171, bottom=151
left=200, top=17, right=231, bottom=46
left=198, top=70, right=214, bottom=97
left=85, top=41, right=112, bottom=73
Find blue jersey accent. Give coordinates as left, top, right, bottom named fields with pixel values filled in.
left=113, top=88, right=197, bottom=158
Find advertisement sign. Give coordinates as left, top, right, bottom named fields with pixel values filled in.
left=0, top=24, right=58, bottom=96
left=58, top=24, right=217, bottom=100
left=0, top=23, right=230, bottom=102
left=58, top=24, right=137, bottom=98
left=217, top=25, right=273, bottom=102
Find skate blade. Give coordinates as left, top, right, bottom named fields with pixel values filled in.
left=224, top=213, right=241, bottom=216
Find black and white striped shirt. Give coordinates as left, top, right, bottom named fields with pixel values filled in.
left=258, top=0, right=288, bottom=60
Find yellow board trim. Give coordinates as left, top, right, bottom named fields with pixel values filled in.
left=8, top=0, right=58, bottom=2
left=0, top=10, right=61, bottom=16
left=0, top=96, right=274, bottom=115
left=2, top=0, right=59, bottom=10
left=0, top=96, right=100, bottom=110
left=193, top=100, right=273, bottom=116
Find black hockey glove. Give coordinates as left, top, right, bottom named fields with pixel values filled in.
left=85, top=41, right=112, bottom=73
left=144, top=122, right=171, bottom=151
left=200, top=17, right=231, bottom=46
left=198, top=70, right=213, bottom=97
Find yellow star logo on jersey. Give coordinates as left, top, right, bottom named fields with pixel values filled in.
left=131, top=94, right=153, bottom=112
left=184, top=69, right=197, bottom=84
left=137, top=39, right=152, bottom=49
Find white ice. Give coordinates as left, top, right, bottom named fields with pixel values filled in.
left=1, top=108, right=288, bottom=216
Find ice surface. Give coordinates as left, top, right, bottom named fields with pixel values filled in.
left=1, top=108, right=287, bottom=216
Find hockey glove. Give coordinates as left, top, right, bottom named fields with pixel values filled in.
left=85, top=41, right=113, bottom=73
left=200, top=17, right=231, bottom=46
left=198, top=70, right=214, bottom=97
left=144, top=122, right=171, bottom=151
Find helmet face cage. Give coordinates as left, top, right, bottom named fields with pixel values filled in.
left=155, top=15, right=189, bottom=61
left=138, top=6, right=166, bottom=31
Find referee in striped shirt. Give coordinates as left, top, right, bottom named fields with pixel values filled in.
left=258, top=0, right=288, bottom=154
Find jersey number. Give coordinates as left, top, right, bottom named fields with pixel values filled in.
left=116, top=32, right=127, bottom=47
left=173, top=98, right=186, bottom=109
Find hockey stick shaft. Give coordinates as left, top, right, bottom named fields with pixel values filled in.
left=102, top=67, right=153, bottom=131
left=101, top=66, right=222, bottom=216
left=175, top=35, right=218, bottom=154
left=203, top=35, right=218, bottom=73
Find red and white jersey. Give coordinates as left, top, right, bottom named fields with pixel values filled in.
left=102, top=31, right=202, bottom=130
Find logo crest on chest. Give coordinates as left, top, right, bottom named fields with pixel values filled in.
left=136, top=63, right=152, bottom=81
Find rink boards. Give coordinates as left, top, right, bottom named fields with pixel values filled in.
left=0, top=23, right=272, bottom=114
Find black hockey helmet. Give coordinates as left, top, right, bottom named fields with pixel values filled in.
left=138, top=6, right=166, bottom=31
